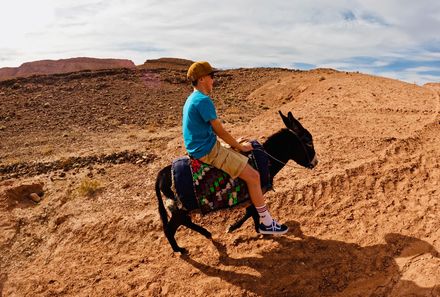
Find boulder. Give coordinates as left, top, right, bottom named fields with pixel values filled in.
left=4, top=182, right=44, bottom=204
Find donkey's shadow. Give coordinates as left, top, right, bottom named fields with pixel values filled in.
left=180, top=221, right=439, bottom=297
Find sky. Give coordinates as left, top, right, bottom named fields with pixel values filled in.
left=1, top=0, right=439, bottom=85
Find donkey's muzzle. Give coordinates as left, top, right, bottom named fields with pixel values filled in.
left=308, top=155, right=318, bottom=169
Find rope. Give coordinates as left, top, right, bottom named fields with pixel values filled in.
left=252, top=148, right=288, bottom=166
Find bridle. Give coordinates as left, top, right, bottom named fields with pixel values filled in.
left=287, top=129, right=315, bottom=169
left=255, top=128, right=315, bottom=169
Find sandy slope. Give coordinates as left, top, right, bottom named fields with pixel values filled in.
left=0, top=65, right=439, bottom=297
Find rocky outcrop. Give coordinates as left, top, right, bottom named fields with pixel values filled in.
left=0, top=151, right=157, bottom=180
left=141, top=57, right=193, bottom=70
left=4, top=182, right=44, bottom=205
left=0, top=57, right=135, bottom=81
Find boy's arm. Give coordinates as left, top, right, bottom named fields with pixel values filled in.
left=210, top=119, right=252, bottom=152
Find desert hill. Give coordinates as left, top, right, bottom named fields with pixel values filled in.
left=0, top=57, right=135, bottom=81
left=0, top=59, right=439, bottom=296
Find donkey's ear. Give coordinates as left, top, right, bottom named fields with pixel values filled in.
left=288, top=112, right=305, bottom=132
left=279, top=111, right=291, bottom=129
left=287, top=112, right=295, bottom=124
left=281, top=111, right=304, bottom=134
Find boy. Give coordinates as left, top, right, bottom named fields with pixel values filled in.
left=183, top=61, right=288, bottom=234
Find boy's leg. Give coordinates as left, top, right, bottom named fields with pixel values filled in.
left=200, top=142, right=288, bottom=234
left=239, top=165, right=288, bottom=234
left=238, top=164, right=264, bottom=207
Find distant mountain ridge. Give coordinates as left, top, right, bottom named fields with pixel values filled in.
left=0, top=57, right=135, bottom=81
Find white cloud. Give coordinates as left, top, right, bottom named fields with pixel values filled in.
left=378, top=70, right=437, bottom=86
left=0, top=0, right=439, bottom=83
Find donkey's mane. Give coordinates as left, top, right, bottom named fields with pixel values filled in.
left=263, top=128, right=291, bottom=148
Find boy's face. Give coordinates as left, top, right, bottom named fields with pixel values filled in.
left=199, top=73, right=214, bottom=94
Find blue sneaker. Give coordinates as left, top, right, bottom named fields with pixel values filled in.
left=258, top=220, right=288, bottom=235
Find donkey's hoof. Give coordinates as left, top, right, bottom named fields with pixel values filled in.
left=227, top=225, right=236, bottom=233
left=174, top=247, right=188, bottom=254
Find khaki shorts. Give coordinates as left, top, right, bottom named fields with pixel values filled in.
left=199, top=141, right=248, bottom=179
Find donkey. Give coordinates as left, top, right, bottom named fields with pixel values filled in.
left=155, top=111, right=317, bottom=253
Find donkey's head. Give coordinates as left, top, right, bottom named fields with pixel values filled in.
left=278, top=111, right=318, bottom=169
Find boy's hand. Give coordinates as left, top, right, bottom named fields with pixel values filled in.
left=239, top=142, right=253, bottom=152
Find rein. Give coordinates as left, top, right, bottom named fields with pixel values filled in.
left=256, top=128, right=314, bottom=168
left=253, top=148, right=287, bottom=166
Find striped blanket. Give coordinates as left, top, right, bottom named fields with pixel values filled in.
left=172, top=140, right=271, bottom=214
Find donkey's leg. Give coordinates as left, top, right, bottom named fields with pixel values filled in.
left=249, top=205, right=260, bottom=233
left=182, top=214, right=212, bottom=239
left=165, top=213, right=187, bottom=253
left=227, top=205, right=255, bottom=233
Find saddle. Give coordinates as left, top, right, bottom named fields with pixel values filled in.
left=171, top=140, right=271, bottom=214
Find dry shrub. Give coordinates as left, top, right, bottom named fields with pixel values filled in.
left=78, top=178, right=102, bottom=197
left=40, top=146, right=54, bottom=156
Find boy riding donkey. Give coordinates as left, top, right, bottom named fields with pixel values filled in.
left=183, top=61, right=288, bottom=234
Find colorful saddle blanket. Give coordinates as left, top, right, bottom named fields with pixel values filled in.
left=172, top=140, right=271, bottom=214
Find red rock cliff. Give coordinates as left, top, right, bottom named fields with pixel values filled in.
left=0, top=57, right=135, bottom=80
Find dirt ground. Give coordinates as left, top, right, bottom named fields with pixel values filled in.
left=1, top=60, right=439, bottom=296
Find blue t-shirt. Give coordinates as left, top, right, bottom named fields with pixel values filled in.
left=182, top=90, right=217, bottom=158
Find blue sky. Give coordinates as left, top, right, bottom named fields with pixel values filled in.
left=1, top=0, right=439, bottom=84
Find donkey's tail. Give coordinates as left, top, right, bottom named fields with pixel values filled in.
left=155, top=166, right=170, bottom=227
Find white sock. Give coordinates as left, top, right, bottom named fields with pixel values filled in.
left=256, top=205, right=273, bottom=226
